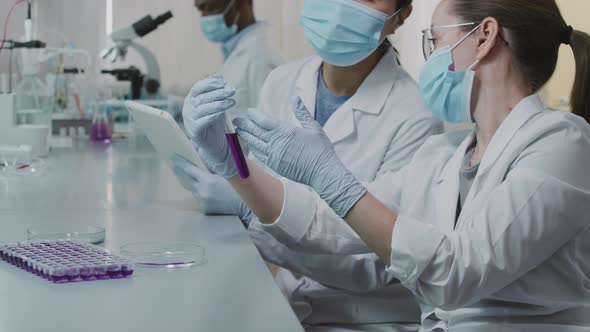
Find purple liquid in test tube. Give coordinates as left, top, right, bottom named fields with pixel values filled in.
left=226, top=133, right=250, bottom=179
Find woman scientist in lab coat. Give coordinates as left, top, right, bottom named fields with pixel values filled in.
left=183, top=0, right=590, bottom=331
left=175, top=0, right=444, bottom=331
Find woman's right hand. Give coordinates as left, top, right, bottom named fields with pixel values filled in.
left=183, top=75, right=238, bottom=178
left=233, top=98, right=367, bottom=218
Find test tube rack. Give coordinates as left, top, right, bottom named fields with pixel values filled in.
left=0, top=240, right=134, bottom=283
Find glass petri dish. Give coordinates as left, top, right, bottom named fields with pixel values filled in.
left=27, top=225, right=106, bottom=244
left=119, top=242, right=206, bottom=269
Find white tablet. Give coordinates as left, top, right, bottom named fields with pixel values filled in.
left=125, top=101, right=210, bottom=173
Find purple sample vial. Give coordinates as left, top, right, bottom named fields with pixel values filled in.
left=50, top=270, right=68, bottom=283
left=79, top=266, right=93, bottom=280
left=226, top=133, right=250, bottom=179
left=90, top=122, right=112, bottom=143
left=121, top=264, right=134, bottom=277
left=65, top=266, right=80, bottom=282
left=94, top=265, right=108, bottom=280
left=106, top=264, right=122, bottom=278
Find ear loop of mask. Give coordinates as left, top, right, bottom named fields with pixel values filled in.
left=222, top=0, right=240, bottom=28
left=352, top=0, right=402, bottom=21
left=222, top=0, right=236, bottom=15
left=449, top=24, right=481, bottom=123
left=380, top=6, right=404, bottom=42
left=449, top=23, right=482, bottom=71
left=386, top=7, right=403, bottom=21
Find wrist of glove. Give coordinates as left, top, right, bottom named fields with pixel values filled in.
left=310, top=158, right=367, bottom=218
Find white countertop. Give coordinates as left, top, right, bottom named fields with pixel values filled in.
left=0, top=135, right=302, bottom=332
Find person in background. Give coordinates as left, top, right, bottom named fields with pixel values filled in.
left=176, top=0, right=444, bottom=331
left=195, top=0, right=282, bottom=111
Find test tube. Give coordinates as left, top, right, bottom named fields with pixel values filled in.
left=225, top=112, right=250, bottom=179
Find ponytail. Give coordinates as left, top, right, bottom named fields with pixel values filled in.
left=569, top=30, right=590, bottom=123
left=452, top=0, right=590, bottom=123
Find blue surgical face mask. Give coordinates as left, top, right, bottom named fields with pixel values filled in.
left=200, top=0, right=239, bottom=43
left=419, top=24, right=481, bottom=124
left=300, top=0, right=400, bottom=67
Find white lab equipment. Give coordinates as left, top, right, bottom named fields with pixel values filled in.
left=246, top=48, right=443, bottom=330
left=13, top=63, right=48, bottom=126
left=254, top=95, right=590, bottom=332
left=3, top=46, right=90, bottom=156
left=11, top=0, right=91, bottom=128
left=0, top=144, right=32, bottom=167
left=100, top=11, right=173, bottom=99
left=125, top=101, right=210, bottom=173
left=0, top=93, right=49, bottom=158
left=99, top=11, right=188, bottom=128
left=15, top=48, right=91, bottom=118
left=0, top=74, right=8, bottom=94
left=219, top=22, right=282, bottom=115
left=119, top=242, right=206, bottom=268
left=26, top=225, right=106, bottom=245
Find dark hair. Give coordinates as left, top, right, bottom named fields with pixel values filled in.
left=397, top=0, right=413, bottom=11
left=451, top=0, right=590, bottom=123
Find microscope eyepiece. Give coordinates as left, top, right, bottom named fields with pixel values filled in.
left=133, top=11, right=173, bottom=38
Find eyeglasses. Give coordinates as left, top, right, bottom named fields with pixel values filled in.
left=421, top=22, right=480, bottom=60
left=421, top=22, right=511, bottom=60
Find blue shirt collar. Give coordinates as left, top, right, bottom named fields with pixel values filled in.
left=222, top=21, right=262, bottom=60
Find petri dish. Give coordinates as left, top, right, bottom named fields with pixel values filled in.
left=119, top=242, right=206, bottom=269
left=27, top=225, right=106, bottom=245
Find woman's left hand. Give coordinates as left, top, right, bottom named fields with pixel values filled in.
left=233, top=98, right=367, bottom=217
left=182, top=75, right=238, bottom=178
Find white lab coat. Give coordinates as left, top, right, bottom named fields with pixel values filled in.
left=220, top=22, right=282, bottom=113
left=248, top=48, right=444, bottom=331
left=255, top=95, right=590, bottom=332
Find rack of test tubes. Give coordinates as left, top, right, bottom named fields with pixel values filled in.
left=0, top=240, right=134, bottom=283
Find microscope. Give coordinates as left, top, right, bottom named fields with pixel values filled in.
left=100, top=11, right=173, bottom=100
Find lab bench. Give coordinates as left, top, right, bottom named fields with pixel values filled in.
left=0, top=136, right=303, bottom=332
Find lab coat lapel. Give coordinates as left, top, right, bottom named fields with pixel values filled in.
left=457, top=95, right=544, bottom=222
left=351, top=48, right=398, bottom=116
left=323, top=48, right=399, bottom=144
left=477, top=95, right=544, bottom=176
left=294, top=57, right=322, bottom=120
left=435, top=132, right=475, bottom=232
left=323, top=103, right=356, bottom=144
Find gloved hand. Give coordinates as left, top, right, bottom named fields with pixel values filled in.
left=233, top=99, right=367, bottom=218
left=171, top=155, right=254, bottom=227
left=183, top=74, right=238, bottom=178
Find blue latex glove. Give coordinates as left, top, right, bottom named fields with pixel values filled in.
left=233, top=99, right=367, bottom=218
left=183, top=74, right=238, bottom=178
left=171, top=155, right=254, bottom=227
